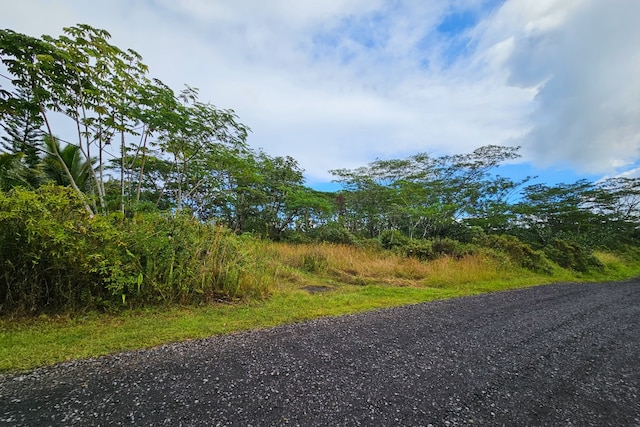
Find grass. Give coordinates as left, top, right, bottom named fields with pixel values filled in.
left=2, top=243, right=640, bottom=372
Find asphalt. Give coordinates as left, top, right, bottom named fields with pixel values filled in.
left=1, top=280, right=639, bottom=426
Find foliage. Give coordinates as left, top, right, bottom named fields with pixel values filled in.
left=1, top=25, right=148, bottom=213
left=0, top=87, right=42, bottom=156
left=0, top=152, right=31, bottom=190
left=482, top=235, right=555, bottom=274
left=331, top=145, right=525, bottom=239
left=0, top=185, right=132, bottom=313
left=400, top=239, right=435, bottom=261
left=379, top=229, right=410, bottom=249
left=431, top=238, right=476, bottom=259
left=306, top=222, right=358, bottom=244
left=41, top=136, right=92, bottom=191
left=543, top=239, right=603, bottom=272
left=2, top=23, right=640, bottom=318
left=0, top=186, right=272, bottom=315
left=121, top=213, right=271, bottom=304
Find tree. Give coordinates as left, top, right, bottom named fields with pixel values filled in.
left=331, top=145, right=525, bottom=239
left=513, top=180, right=599, bottom=247
left=0, top=152, right=30, bottom=191
left=149, top=86, right=250, bottom=214
left=1, top=25, right=149, bottom=214
left=246, top=153, right=310, bottom=239
left=0, top=86, right=43, bottom=169
left=589, top=177, right=640, bottom=247
left=2, top=26, right=256, bottom=220
left=41, top=136, right=92, bottom=192
left=0, top=87, right=44, bottom=188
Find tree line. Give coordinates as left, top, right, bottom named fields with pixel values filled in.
left=2, top=25, right=640, bottom=313
left=0, top=24, right=328, bottom=238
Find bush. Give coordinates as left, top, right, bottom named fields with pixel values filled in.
left=431, top=238, right=472, bottom=258
left=439, top=223, right=486, bottom=243
left=0, top=186, right=272, bottom=315
left=401, top=239, right=434, bottom=260
left=117, top=213, right=271, bottom=305
left=0, top=185, right=134, bottom=313
left=281, top=230, right=313, bottom=244
left=309, top=223, right=357, bottom=245
left=379, top=229, right=409, bottom=250
left=354, top=237, right=384, bottom=252
left=482, top=234, right=554, bottom=274
left=389, top=237, right=476, bottom=261
left=543, top=239, right=603, bottom=272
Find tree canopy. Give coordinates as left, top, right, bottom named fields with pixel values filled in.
left=2, top=24, right=639, bottom=246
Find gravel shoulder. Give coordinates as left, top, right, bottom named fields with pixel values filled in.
left=1, top=280, right=639, bottom=426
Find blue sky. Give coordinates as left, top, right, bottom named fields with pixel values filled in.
left=3, top=0, right=640, bottom=191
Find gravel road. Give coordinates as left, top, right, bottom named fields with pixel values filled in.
left=1, top=280, right=639, bottom=426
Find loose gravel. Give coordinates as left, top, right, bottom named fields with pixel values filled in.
left=1, top=280, right=639, bottom=426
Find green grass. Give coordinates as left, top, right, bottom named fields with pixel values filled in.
left=0, top=286, right=454, bottom=372
left=2, top=249, right=640, bottom=372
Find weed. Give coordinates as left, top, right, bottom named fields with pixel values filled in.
left=2, top=243, right=640, bottom=371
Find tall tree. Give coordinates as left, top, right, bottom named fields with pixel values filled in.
left=0, top=152, right=30, bottom=191
left=513, top=180, right=598, bottom=246
left=152, top=86, right=249, bottom=214
left=0, top=86, right=43, bottom=168
left=0, top=28, right=94, bottom=213
left=41, top=136, right=92, bottom=192
left=1, top=25, right=149, bottom=214
left=331, top=145, right=524, bottom=239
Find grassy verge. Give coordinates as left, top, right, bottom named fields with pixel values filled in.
left=2, top=245, right=639, bottom=372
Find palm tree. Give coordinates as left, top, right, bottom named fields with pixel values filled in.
left=0, top=152, right=31, bottom=191
left=42, top=137, right=93, bottom=192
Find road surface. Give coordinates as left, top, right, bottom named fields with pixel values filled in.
left=1, top=280, right=639, bottom=426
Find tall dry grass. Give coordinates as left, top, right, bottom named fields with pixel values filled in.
left=261, top=242, right=503, bottom=289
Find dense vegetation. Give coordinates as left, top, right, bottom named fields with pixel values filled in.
left=2, top=25, right=640, bottom=316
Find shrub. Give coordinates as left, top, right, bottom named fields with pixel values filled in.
left=439, top=223, right=486, bottom=243
left=432, top=238, right=467, bottom=258
left=401, top=239, right=434, bottom=260
left=120, top=214, right=271, bottom=304
left=543, top=239, right=603, bottom=272
left=382, top=236, right=478, bottom=261
left=379, top=229, right=409, bottom=250
left=281, top=230, right=313, bottom=244
left=354, top=238, right=384, bottom=252
left=309, top=223, right=357, bottom=245
left=0, top=185, right=135, bottom=313
left=482, top=234, right=554, bottom=274
left=0, top=186, right=272, bottom=315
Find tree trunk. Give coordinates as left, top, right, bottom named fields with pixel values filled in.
left=40, top=109, right=95, bottom=216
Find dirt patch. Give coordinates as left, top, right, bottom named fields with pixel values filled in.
left=301, top=285, right=333, bottom=294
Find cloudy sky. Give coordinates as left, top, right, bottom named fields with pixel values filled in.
left=4, top=0, right=640, bottom=189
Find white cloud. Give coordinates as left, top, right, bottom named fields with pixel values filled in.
left=479, top=0, right=640, bottom=174
left=3, top=0, right=638, bottom=185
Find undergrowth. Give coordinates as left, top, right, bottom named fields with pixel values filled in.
left=3, top=187, right=640, bottom=371
left=2, top=236, right=640, bottom=371
left=0, top=186, right=272, bottom=315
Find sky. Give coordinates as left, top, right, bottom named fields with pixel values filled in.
left=3, top=0, right=640, bottom=190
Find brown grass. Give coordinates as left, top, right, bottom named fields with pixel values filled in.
left=5, top=239, right=640, bottom=371
left=261, top=242, right=502, bottom=290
